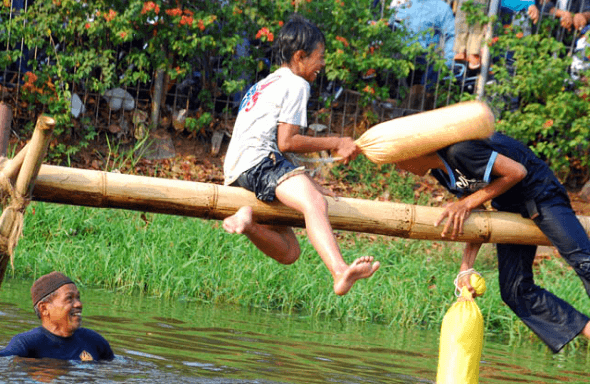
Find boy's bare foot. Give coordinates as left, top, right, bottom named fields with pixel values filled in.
left=333, top=256, right=380, bottom=296
left=223, top=206, right=253, bottom=234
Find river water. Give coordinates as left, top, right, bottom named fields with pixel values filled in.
left=0, top=278, right=588, bottom=383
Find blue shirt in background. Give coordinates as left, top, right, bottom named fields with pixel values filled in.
left=388, top=0, right=456, bottom=65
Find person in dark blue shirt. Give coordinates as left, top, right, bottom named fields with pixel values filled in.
left=395, top=132, right=590, bottom=353
left=0, top=271, right=114, bottom=361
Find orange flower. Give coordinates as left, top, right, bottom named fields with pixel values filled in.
left=180, top=15, right=193, bottom=26
left=335, top=35, right=349, bottom=47
left=141, top=1, right=159, bottom=15
left=543, top=119, right=554, bottom=128
left=256, top=27, right=272, bottom=41
left=198, top=19, right=205, bottom=31
left=515, top=32, right=524, bottom=39
left=23, top=71, right=37, bottom=85
left=278, top=20, right=284, bottom=27
left=104, top=9, right=116, bottom=22
left=363, top=85, right=375, bottom=95
left=165, top=8, right=182, bottom=17
left=120, top=31, right=127, bottom=38
left=84, top=22, right=91, bottom=29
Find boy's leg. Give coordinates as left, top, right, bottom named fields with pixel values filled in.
left=533, top=198, right=590, bottom=296
left=223, top=206, right=301, bottom=264
left=497, top=243, right=589, bottom=353
left=275, top=173, right=379, bottom=295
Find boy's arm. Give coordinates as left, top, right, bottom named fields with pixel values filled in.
left=435, top=153, right=527, bottom=239
left=457, top=242, right=483, bottom=296
left=277, top=122, right=360, bottom=163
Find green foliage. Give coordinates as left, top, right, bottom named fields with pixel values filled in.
left=184, top=112, right=212, bottom=134
left=486, top=21, right=590, bottom=180
left=331, top=156, right=420, bottom=204
left=0, top=1, right=431, bottom=149
left=460, top=0, right=491, bottom=26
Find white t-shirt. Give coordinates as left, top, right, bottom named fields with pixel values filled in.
left=223, top=67, right=310, bottom=185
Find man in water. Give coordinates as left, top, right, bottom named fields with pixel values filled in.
left=0, top=271, right=114, bottom=361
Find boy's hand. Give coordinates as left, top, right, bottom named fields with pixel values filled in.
left=335, top=138, right=360, bottom=164
left=456, top=270, right=476, bottom=297
left=435, top=200, right=473, bottom=239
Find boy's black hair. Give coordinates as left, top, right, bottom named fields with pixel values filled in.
left=274, top=14, right=325, bottom=65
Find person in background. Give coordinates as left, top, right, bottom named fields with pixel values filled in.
left=394, top=132, right=590, bottom=353
left=499, top=0, right=540, bottom=36
left=454, top=0, right=488, bottom=70
left=0, top=271, right=114, bottom=361
left=388, top=0, right=456, bottom=84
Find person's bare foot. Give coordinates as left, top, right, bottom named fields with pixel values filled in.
left=333, top=256, right=380, bottom=295
left=223, top=206, right=253, bottom=234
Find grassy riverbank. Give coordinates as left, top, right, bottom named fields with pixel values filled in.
left=5, top=199, right=589, bottom=351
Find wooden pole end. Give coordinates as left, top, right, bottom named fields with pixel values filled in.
left=37, top=115, right=56, bottom=130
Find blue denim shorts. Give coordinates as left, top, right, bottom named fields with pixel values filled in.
left=233, top=152, right=306, bottom=202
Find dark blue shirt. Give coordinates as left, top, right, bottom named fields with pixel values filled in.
left=431, top=132, right=567, bottom=213
left=0, top=327, right=114, bottom=361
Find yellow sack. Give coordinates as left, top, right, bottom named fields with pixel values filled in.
left=354, top=101, right=495, bottom=164
left=436, top=274, right=485, bottom=384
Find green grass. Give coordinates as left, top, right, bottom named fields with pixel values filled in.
left=6, top=201, right=587, bottom=348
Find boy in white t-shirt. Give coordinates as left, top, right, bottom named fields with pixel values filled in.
left=223, top=15, right=380, bottom=296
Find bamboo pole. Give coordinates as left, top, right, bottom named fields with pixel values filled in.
left=0, top=103, right=12, bottom=156
left=15, top=162, right=590, bottom=246
left=1, top=142, right=30, bottom=182
left=0, top=116, right=55, bottom=286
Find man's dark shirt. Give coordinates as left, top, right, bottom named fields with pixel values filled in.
left=432, top=132, right=567, bottom=213
left=0, top=326, right=114, bottom=361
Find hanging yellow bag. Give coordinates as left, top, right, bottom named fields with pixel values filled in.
left=436, top=273, right=486, bottom=384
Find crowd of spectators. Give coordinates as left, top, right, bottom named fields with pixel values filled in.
left=380, top=0, right=590, bottom=84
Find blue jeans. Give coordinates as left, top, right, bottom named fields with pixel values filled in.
left=497, top=194, right=590, bottom=353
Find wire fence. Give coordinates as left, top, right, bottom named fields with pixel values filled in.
left=0, top=0, right=585, bottom=146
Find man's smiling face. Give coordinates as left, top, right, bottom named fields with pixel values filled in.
left=44, top=283, right=83, bottom=337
